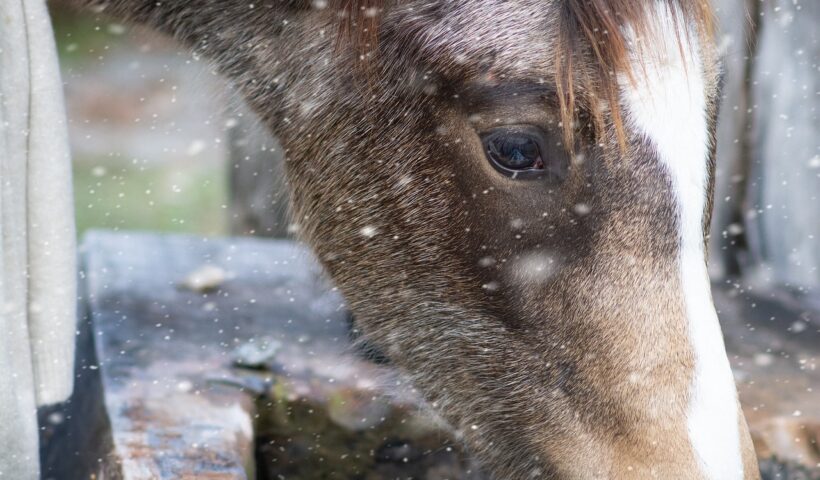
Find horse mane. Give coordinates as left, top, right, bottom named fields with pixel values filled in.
left=337, top=0, right=714, bottom=149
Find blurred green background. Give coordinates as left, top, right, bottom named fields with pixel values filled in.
left=50, top=1, right=228, bottom=236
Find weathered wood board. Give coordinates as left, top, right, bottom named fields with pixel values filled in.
left=79, top=231, right=351, bottom=479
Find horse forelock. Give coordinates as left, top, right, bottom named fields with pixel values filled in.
left=335, top=0, right=714, bottom=151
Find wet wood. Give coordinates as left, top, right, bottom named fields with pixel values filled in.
left=79, top=231, right=350, bottom=479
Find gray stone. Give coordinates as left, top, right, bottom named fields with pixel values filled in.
left=231, top=337, right=282, bottom=369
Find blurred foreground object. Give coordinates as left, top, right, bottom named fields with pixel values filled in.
left=40, top=231, right=820, bottom=479
left=0, top=1, right=78, bottom=478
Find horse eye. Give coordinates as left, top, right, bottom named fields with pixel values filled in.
left=482, top=129, right=547, bottom=179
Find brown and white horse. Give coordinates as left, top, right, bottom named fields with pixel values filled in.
left=66, top=0, right=759, bottom=477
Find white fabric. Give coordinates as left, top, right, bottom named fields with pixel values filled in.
left=0, top=0, right=77, bottom=478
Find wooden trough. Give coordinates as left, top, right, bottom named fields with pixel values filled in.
left=38, top=231, right=820, bottom=479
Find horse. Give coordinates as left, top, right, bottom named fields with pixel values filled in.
left=64, top=0, right=760, bottom=477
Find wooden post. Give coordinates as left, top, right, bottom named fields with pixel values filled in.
left=227, top=99, right=291, bottom=238
left=709, top=0, right=819, bottom=294
left=744, top=0, right=820, bottom=293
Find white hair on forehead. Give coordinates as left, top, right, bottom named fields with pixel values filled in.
left=621, top=4, right=743, bottom=479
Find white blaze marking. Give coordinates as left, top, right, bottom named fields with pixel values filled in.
left=620, top=7, right=744, bottom=479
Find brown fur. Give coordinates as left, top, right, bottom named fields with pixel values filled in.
left=338, top=0, right=714, bottom=149
left=65, top=1, right=758, bottom=477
